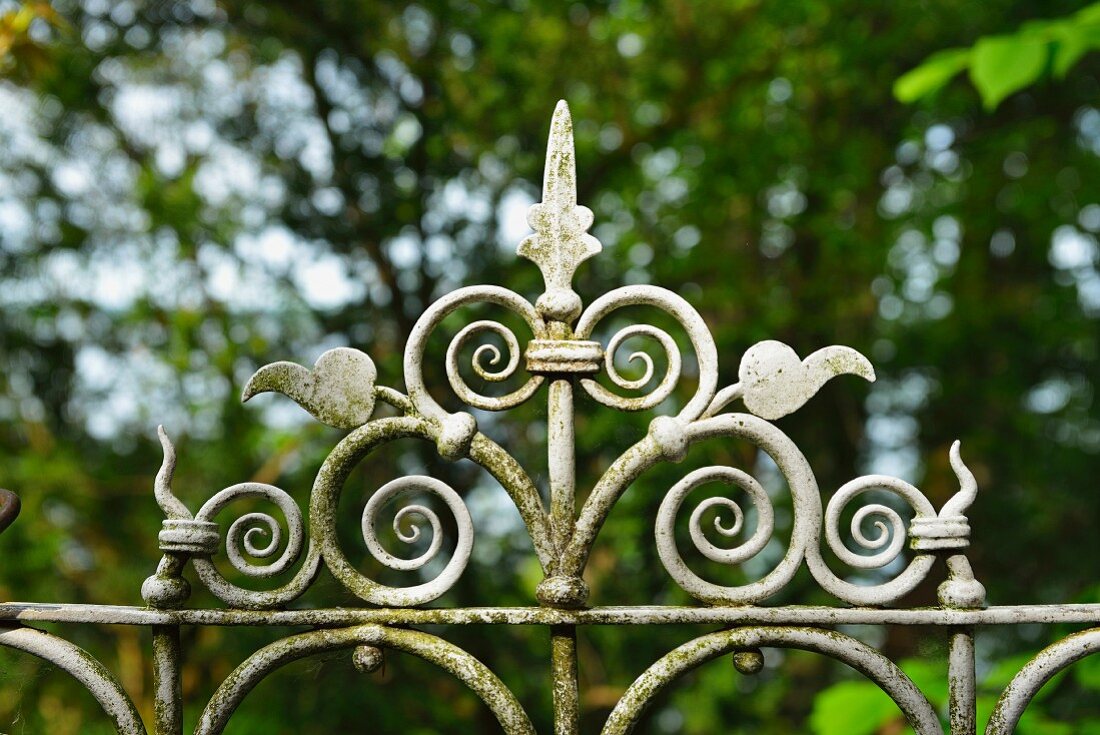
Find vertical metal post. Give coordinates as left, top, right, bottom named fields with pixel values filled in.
left=941, top=553, right=984, bottom=735
left=548, top=377, right=581, bottom=735
left=948, top=628, right=976, bottom=735
left=551, top=625, right=580, bottom=735
left=152, top=625, right=183, bottom=735
left=547, top=378, right=576, bottom=557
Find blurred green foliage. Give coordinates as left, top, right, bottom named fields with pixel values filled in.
left=895, top=2, right=1100, bottom=109
left=811, top=645, right=1100, bottom=735
left=0, top=0, right=1098, bottom=733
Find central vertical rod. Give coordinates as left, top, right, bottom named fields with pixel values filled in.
left=547, top=377, right=576, bottom=557
left=942, top=554, right=983, bottom=735
left=551, top=624, right=580, bottom=735
left=948, top=628, right=976, bottom=734
left=548, top=376, right=580, bottom=735
left=152, top=625, right=182, bottom=735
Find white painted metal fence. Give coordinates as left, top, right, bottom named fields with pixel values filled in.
left=1, top=102, right=1097, bottom=734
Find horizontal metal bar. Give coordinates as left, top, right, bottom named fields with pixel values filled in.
left=2, top=602, right=1099, bottom=628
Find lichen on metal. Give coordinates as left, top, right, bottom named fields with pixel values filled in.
left=1, top=101, right=1098, bottom=734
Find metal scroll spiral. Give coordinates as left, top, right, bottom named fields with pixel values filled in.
left=806, top=474, right=937, bottom=604
left=651, top=413, right=817, bottom=606
left=586, top=324, right=683, bottom=411
left=403, top=286, right=546, bottom=419
left=824, top=478, right=928, bottom=570
left=659, top=467, right=775, bottom=567
left=653, top=411, right=945, bottom=606
left=445, top=319, right=542, bottom=411
left=309, top=417, right=484, bottom=607
left=359, top=475, right=474, bottom=592
left=197, top=483, right=305, bottom=578
left=191, top=483, right=320, bottom=607
left=574, top=285, right=719, bottom=421
left=655, top=465, right=781, bottom=603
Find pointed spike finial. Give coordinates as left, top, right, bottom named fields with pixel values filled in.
left=518, top=101, right=602, bottom=323
left=542, top=100, right=578, bottom=210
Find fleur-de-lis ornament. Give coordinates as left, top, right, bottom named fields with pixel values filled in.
left=518, top=101, right=602, bottom=324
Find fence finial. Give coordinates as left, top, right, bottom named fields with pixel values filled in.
left=518, top=100, right=601, bottom=323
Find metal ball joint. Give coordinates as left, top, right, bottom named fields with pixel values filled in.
left=536, top=576, right=590, bottom=609
left=732, top=648, right=765, bottom=675
left=352, top=645, right=384, bottom=674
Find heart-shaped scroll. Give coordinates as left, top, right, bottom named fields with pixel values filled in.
left=242, top=348, right=378, bottom=429
left=738, top=340, right=875, bottom=420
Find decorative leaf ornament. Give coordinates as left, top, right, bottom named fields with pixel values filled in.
left=242, top=347, right=378, bottom=429
left=738, top=340, right=875, bottom=420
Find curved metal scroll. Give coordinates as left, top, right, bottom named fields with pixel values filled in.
left=651, top=413, right=821, bottom=604
left=310, top=416, right=474, bottom=607
left=0, top=625, right=146, bottom=735
left=601, top=626, right=943, bottom=735
left=571, top=409, right=971, bottom=606
left=145, top=427, right=323, bottom=610
left=985, top=627, right=1100, bottom=734
left=403, top=285, right=546, bottom=419
left=191, top=482, right=324, bottom=610
left=574, top=284, right=718, bottom=420
left=195, top=624, right=535, bottom=735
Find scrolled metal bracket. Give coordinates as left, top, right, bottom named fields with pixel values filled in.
left=0, top=101, right=1097, bottom=735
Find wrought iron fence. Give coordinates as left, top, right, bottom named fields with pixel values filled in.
left=1, top=101, right=1098, bottom=734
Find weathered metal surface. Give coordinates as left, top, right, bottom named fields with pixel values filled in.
left=194, top=625, right=535, bottom=735
left=4, top=602, right=1100, bottom=627
left=602, top=627, right=944, bottom=735
left=737, top=340, right=875, bottom=420
left=948, top=628, right=977, bottom=735
left=985, top=627, right=1100, bottom=734
left=241, top=347, right=378, bottom=429
left=152, top=625, right=183, bottom=735
left=551, top=626, right=580, bottom=735
left=0, top=101, right=1097, bottom=733
left=0, top=624, right=146, bottom=735
left=519, top=101, right=601, bottom=324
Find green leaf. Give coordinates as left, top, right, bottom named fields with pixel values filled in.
left=809, top=681, right=901, bottom=735
left=1077, top=1, right=1100, bottom=25
left=894, top=48, right=971, bottom=103
left=1053, top=33, right=1091, bottom=77
left=1052, top=23, right=1100, bottom=77
left=970, top=35, right=1050, bottom=110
